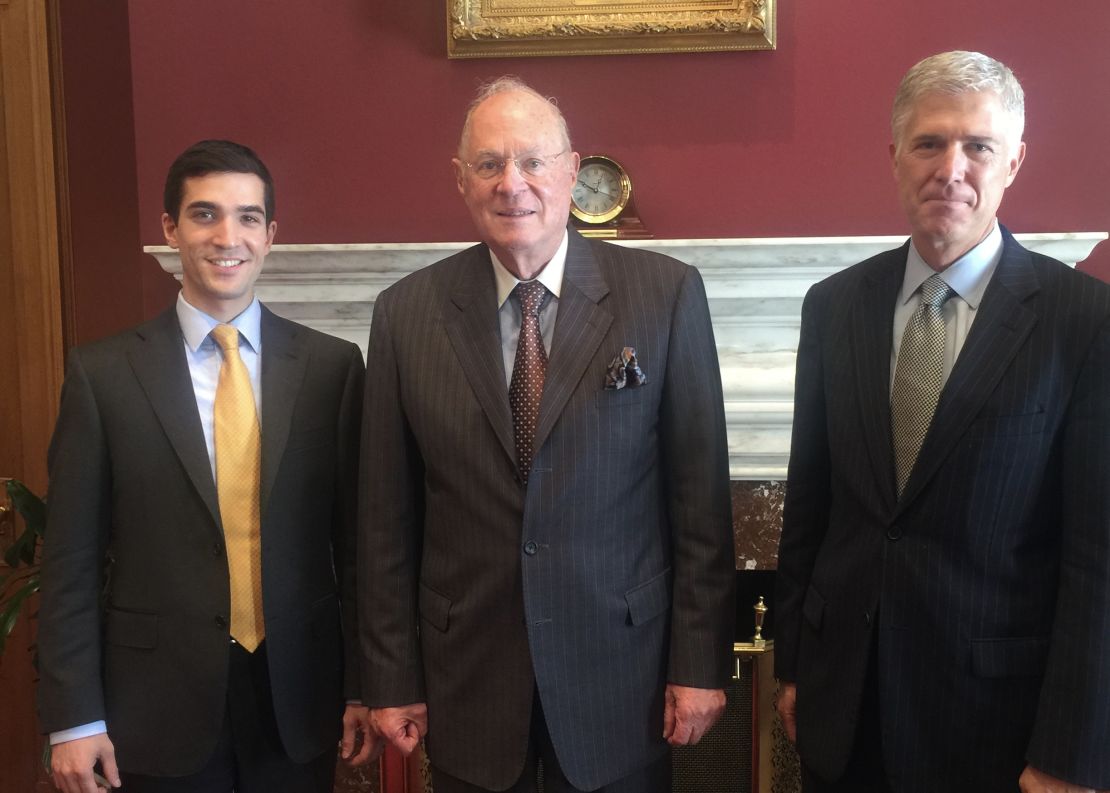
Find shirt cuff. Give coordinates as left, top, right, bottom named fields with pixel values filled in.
left=50, top=721, right=107, bottom=745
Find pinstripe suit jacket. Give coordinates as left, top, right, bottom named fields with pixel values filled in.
left=358, top=228, right=735, bottom=790
left=775, top=229, right=1110, bottom=790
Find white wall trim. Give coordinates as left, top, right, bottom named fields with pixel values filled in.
left=147, top=233, right=1107, bottom=478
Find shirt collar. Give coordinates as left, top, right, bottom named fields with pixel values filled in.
left=176, top=293, right=263, bottom=354
left=491, top=230, right=568, bottom=308
left=901, top=221, right=1003, bottom=309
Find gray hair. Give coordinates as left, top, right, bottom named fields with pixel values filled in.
left=892, top=51, right=1025, bottom=149
left=458, top=75, right=572, bottom=156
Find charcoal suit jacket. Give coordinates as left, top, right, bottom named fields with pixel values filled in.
left=775, top=228, right=1110, bottom=790
left=37, top=304, right=364, bottom=777
left=358, top=228, right=735, bottom=790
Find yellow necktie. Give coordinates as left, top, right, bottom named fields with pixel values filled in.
left=211, top=324, right=264, bottom=652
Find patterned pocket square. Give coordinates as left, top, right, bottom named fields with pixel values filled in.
left=604, top=346, right=647, bottom=390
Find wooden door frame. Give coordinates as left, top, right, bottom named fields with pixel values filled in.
left=0, top=0, right=66, bottom=483
left=0, top=0, right=66, bottom=789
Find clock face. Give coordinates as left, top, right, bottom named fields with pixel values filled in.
left=571, top=157, right=631, bottom=224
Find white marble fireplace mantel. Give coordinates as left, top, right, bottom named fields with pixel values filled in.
left=148, top=233, right=1106, bottom=479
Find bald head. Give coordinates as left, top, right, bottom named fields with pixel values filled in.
left=451, top=76, right=579, bottom=281
left=458, top=76, right=571, bottom=158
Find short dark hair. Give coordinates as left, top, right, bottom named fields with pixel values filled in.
left=163, top=139, right=275, bottom=222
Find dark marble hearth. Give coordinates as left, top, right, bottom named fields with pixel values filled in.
left=335, top=759, right=380, bottom=792
left=731, top=480, right=784, bottom=571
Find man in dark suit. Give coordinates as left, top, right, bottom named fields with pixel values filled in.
left=775, top=51, right=1110, bottom=792
left=359, top=78, right=735, bottom=792
left=38, top=140, right=377, bottom=792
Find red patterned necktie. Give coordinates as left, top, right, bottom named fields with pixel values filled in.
left=509, top=281, right=548, bottom=483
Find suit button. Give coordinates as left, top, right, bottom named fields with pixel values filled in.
left=212, top=542, right=223, bottom=556
left=864, top=611, right=872, bottom=626
left=215, top=615, right=228, bottom=629
left=886, top=525, right=903, bottom=541
left=523, top=540, right=538, bottom=556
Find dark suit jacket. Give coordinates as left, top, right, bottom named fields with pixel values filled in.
left=37, top=304, right=364, bottom=777
left=775, top=229, right=1110, bottom=791
left=359, top=229, right=735, bottom=790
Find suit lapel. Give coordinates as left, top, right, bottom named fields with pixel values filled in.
left=444, top=248, right=518, bottom=469
left=258, top=306, right=310, bottom=521
left=851, top=248, right=904, bottom=514
left=896, top=233, right=1039, bottom=511
left=128, top=308, right=222, bottom=529
left=532, top=231, right=612, bottom=457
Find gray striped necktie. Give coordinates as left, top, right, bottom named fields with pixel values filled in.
left=891, top=273, right=955, bottom=496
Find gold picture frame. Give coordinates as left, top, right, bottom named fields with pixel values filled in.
left=447, top=0, right=775, bottom=59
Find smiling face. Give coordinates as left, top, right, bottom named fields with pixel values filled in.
left=162, top=171, right=276, bottom=321
left=891, top=90, right=1025, bottom=270
left=452, top=90, right=579, bottom=280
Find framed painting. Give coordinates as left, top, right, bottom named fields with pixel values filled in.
left=447, top=0, right=775, bottom=58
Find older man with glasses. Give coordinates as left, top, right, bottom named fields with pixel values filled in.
left=357, top=77, right=736, bottom=793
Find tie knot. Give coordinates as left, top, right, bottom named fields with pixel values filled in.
left=921, top=274, right=955, bottom=309
left=516, top=281, right=547, bottom=317
left=212, top=324, right=240, bottom=352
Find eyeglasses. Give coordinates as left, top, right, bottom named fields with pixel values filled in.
left=462, top=151, right=568, bottom=181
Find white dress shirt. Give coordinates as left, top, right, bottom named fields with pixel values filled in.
left=493, top=230, right=568, bottom=388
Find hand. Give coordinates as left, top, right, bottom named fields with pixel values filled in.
left=50, top=733, right=120, bottom=793
left=776, top=682, right=797, bottom=743
left=577, top=179, right=599, bottom=193
left=1018, top=764, right=1099, bottom=792
left=662, top=684, right=726, bottom=746
left=340, top=704, right=383, bottom=766
left=370, top=703, right=428, bottom=756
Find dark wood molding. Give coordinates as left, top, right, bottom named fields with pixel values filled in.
left=0, top=0, right=65, bottom=485
left=45, top=0, right=75, bottom=352
left=0, top=0, right=66, bottom=789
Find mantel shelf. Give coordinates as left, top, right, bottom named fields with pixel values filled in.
left=148, top=232, right=1107, bottom=479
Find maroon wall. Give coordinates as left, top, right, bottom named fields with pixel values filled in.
left=56, top=0, right=148, bottom=342
left=126, top=0, right=1110, bottom=290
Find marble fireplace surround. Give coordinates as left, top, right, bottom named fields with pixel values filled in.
left=149, top=233, right=1105, bottom=568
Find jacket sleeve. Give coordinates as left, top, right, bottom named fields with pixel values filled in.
left=333, top=343, right=366, bottom=701
left=36, top=348, right=113, bottom=733
left=357, top=290, right=428, bottom=707
left=659, top=266, right=737, bottom=689
left=774, top=285, right=833, bottom=682
left=1026, top=315, right=1110, bottom=787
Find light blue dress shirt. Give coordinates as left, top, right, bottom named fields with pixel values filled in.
left=176, top=295, right=263, bottom=479
left=891, top=221, right=1004, bottom=392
